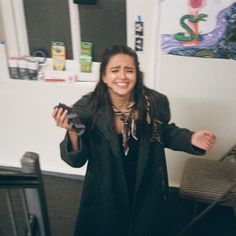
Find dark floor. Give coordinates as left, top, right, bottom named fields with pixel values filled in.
left=0, top=171, right=83, bottom=236
left=168, top=188, right=236, bottom=236
left=0, top=168, right=235, bottom=236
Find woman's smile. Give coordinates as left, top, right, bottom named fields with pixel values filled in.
left=102, top=54, right=137, bottom=99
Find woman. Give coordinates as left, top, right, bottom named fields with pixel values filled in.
left=52, top=45, right=215, bottom=236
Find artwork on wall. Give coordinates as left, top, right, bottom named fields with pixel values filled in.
left=160, top=0, right=236, bottom=60
left=135, top=16, right=144, bottom=52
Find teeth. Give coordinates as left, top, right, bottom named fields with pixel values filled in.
left=116, top=82, right=128, bottom=87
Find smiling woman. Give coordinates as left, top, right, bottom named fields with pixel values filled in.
left=102, top=54, right=137, bottom=101
left=52, top=45, right=216, bottom=236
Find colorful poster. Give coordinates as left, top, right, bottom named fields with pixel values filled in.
left=160, top=0, right=236, bottom=59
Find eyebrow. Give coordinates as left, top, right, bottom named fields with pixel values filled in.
left=109, top=65, right=135, bottom=70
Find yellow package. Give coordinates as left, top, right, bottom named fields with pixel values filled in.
left=80, top=42, right=93, bottom=73
left=51, top=41, right=66, bottom=71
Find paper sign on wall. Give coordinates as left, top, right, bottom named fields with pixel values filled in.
left=135, top=16, right=144, bottom=51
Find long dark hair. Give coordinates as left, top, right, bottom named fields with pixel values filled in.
left=90, top=45, right=156, bottom=135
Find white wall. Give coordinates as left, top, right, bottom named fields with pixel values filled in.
left=0, top=0, right=235, bottom=187
left=0, top=0, right=160, bottom=177
left=0, top=3, right=3, bottom=36
left=127, top=0, right=236, bottom=187
left=0, top=79, right=95, bottom=175
left=0, top=44, right=9, bottom=79
left=159, top=55, right=236, bottom=186
left=126, top=0, right=160, bottom=88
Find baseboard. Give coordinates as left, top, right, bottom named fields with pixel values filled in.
left=0, top=165, right=85, bottom=180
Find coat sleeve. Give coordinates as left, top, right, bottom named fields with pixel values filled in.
left=157, top=93, right=205, bottom=155
left=60, top=131, right=89, bottom=168
left=60, top=93, right=93, bottom=168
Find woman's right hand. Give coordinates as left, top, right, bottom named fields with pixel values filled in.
left=52, top=107, right=80, bottom=151
left=52, top=107, right=71, bottom=130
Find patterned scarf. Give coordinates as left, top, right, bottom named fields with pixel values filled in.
left=112, top=102, right=138, bottom=156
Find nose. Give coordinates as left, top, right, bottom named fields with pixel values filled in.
left=118, top=69, right=126, bottom=79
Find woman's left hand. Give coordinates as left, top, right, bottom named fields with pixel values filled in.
left=191, top=130, right=216, bottom=151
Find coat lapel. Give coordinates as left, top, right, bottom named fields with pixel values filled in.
left=96, top=106, right=122, bottom=159
left=96, top=105, right=130, bottom=210
left=134, top=135, right=151, bottom=196
left=97, top=104, right=152, bottom=201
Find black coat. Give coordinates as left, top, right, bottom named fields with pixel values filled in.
left=60, top=89, right=204, bottom=236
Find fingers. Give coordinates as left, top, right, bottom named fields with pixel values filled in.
left=191, top=130, right=216, bottom=151
left=52, top=107, right=70, bottom=129
left=202, top=139, right=214, bottom=151
left=202, top=131, right=216, bottom=150
left=204, top=131, right=216, bottom=144
left=203, top=130, right=216, bottom=140
left=52, top=107, right=59, bottom=121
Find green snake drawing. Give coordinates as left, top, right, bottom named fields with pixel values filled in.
left=175, top=13, right=208, bottom=42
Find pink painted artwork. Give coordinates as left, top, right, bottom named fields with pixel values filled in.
left=160, top=0, right=236, bottom=59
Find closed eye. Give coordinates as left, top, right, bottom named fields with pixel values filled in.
left=111, top=69, right=119, bottom=73
left=125, top=69, right=134, bottom=73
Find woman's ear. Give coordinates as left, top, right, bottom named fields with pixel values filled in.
left=102, top=75, right=107, bottom=84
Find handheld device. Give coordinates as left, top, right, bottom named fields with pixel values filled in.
left=54, top=103, right=85, bottom=135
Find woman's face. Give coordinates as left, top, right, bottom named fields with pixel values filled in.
left=102, top=53, right=137, bottom=100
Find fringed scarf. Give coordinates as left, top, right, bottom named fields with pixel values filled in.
left=112, top=102, right=138, bottom=156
